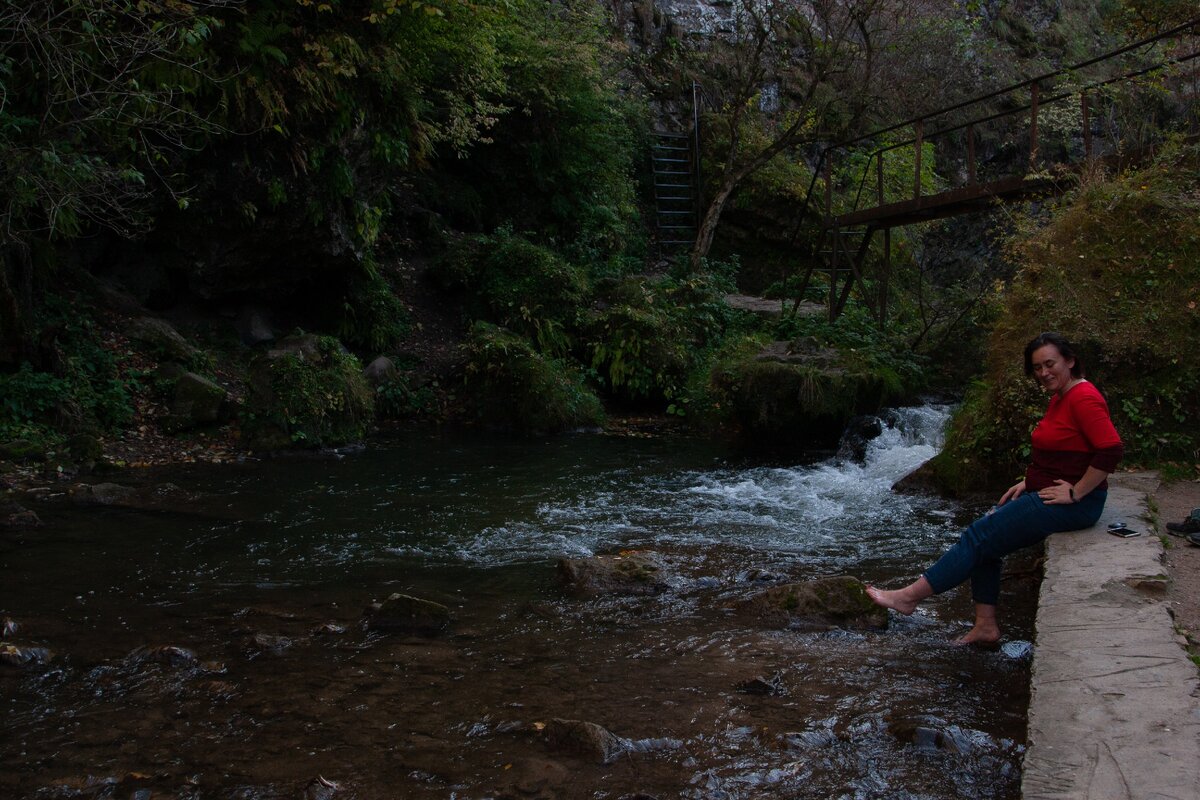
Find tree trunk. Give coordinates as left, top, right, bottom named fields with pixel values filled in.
left=690, top=178, right=739, bottom=272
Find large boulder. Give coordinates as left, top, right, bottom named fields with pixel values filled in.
left=166, top=372, right=228, bottom=432
left=362, top=355, right=398, bottom=387
left=237, top=306, right=275, bottom=346
left=557, top=551, right=667, bottom=597
left=125, top=317, right=200, bottom=363
left=366, top=593, right=451, bottom=636
left=734, top=576, right=888, bottom=631
left=544, top=718, right=626, bottom=765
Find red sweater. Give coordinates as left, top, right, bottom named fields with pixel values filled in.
left=1026, top=381, right=1123, bottom=492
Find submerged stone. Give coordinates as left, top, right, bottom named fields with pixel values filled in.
left=68, top=482, right=200, bottom=513
left=735, top=673, right=785, bottom=695
left=127, top=645, right=199, bottom=668
left=1, top=501, right=41, bottom=529
left=544, top=718, right=626, bottom=765
left=734, top=575, right=888, bottom=631
left=557, top=551, right=667, bottom=597
left=367, top=593, right=451, bottom=636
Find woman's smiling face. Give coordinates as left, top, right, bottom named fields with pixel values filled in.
left=1029, top=344, right=1075, bottom=394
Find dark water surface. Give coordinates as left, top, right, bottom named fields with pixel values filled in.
left=1, top=407, right=1037, bottom=799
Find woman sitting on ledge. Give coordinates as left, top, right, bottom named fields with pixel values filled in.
left=868, top=332, right=1123, bottom=646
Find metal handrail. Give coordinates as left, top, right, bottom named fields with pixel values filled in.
left=780, top=16, right=1200, bottom=317
left=794, top=17, right=1200, bottom=228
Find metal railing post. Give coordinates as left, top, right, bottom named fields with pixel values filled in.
left=1029, top=82, right=1040, bottom=170
left=913, top=119, right=923, bottom=200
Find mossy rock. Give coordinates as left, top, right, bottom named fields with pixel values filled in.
left=720, top=343, right=896, bottom=449
left=557, top=551, right=667, bottom=597
left=242, top=334, right=374, bottom=450
left=734, top=576, right=888, bottom=631
left=125, top=317, right=200, bottom=364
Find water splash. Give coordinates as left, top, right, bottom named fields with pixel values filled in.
left=446, top=405, right=956, bottom=567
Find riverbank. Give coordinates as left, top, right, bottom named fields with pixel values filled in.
left=1023, top=472, right=1200, bottom=799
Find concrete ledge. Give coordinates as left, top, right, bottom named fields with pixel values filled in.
left=1023, top=474, right=1200, bottom=799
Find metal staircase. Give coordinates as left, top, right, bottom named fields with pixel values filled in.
left=651, top=131, right=698, bottom=247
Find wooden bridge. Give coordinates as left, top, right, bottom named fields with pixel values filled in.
left=793, top=18, right=1200, bottom=323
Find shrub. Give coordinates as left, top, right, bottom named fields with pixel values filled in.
left=242, top=334, right=374, bottom=449
left=438, top=229, right=589, bottom=355
left=462, top=322, right=603, bottom=434
left=586, top=272, right=737, bottom=408
left=338, top=271, right=411, bottom=352
left=0, top=298, right=134, bottom=449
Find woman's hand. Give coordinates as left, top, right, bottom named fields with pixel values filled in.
left=1038, top=479, right=1075, bottom=505
left=998, top=480, right=1026, bottom=506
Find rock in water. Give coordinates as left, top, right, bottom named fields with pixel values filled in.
left=304, top=776, right=340, bottom=800
left=367, top=593, right=451, bottom=636
left=68, top=482, right=200, bottom=513
left=544, top=718, right=626, bottom=765
left=734, top=576, right=888, bottom=631
left=127, top=645, right=199, bottom=668
left=557, top=551, right=666, bottom=597
left=0, top=644, right=52, bottom=667
left=0, top=501, right=41, bottom=529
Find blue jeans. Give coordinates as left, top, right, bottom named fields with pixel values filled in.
left=923, top=490, right=1107, bottom=605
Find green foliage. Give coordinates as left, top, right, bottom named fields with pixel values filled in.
left=586, top=272, right=736, bottom=407
left=934, top=141, right=1200, bottom=491
left=0, top=1, right=221, bottom=243
left=375, top=371, right=438, bottom=419
left=0, top=301, right=134, bottom=448
left=444, top=0, right=646, bottom=260
left=440, top=229, right=589, bottom=354
left=338, top=272, right=411, bottom=352
left=772, top=303, right=927, bottom=394
left=243, top=335, right=374, bottom=448
left=462, top=322, right=603, bottom=434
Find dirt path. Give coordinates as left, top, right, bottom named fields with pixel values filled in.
left=1154, top=477, right=1200, bottom=661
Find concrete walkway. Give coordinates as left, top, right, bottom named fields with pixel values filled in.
left=1023, top=473, right=1200, bottom=799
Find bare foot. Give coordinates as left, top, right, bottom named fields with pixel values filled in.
left=953, top=624, right=1001, bottom=648
left=866, top=585, right=919, bottom=615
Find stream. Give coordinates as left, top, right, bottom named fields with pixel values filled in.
left=1, top=405, right=1037, bottom=799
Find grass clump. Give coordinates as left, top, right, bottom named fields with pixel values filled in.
left=462, top=322, right=603, bottom=434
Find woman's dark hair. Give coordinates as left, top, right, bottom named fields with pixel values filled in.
left=1024, top=332, right=1084, bottom=378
